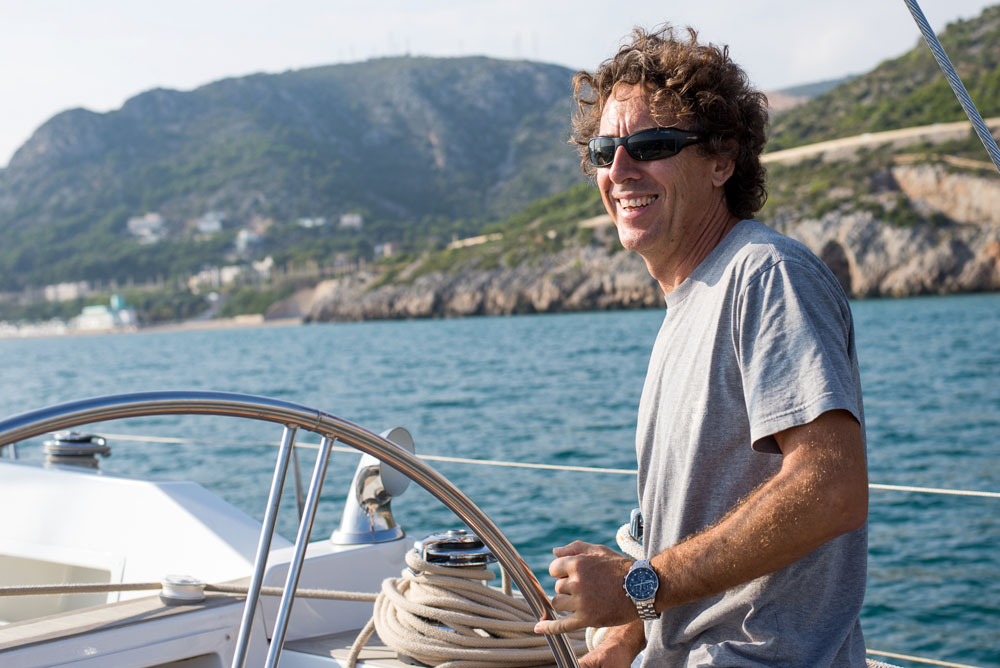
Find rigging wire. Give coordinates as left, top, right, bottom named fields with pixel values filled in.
left=902, top=0, right=1000, bottom=173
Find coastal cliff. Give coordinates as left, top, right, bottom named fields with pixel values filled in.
left=786, top=164, right=1000, bottom=297
left=290, top=161, right=1000, bottom=322
left=298, top=247, right=661, bottom=322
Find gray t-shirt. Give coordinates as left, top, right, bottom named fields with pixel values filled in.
left=636, top=219, right=867, bottom=667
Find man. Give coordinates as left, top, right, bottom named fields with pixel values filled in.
left=533, top=25, right=869, bottom=668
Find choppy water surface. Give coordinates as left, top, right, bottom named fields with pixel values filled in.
left=1, top=294, right=997, bottom=667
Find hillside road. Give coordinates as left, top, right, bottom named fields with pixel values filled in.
left=762, top=117, right=1000, bottom=165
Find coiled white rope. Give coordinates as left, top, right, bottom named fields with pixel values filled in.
left=347, top=549, right=587, bottom=668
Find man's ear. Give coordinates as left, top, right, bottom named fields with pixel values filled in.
left=710, top=144, right=737, bottom=187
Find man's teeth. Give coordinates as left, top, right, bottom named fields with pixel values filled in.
left=620, top=196, right=657, bottom=209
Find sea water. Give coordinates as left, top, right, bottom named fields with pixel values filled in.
left=1, top=294, right=997, bottom=667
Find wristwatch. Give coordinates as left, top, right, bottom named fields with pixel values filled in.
left=623, top=559, right=659, bottom=621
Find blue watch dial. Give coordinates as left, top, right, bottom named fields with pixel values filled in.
left=625, top=566, right=658, bottom=599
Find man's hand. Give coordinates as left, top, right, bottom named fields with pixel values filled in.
left=579, top=620, right=646, bottom=668
left=579, top=642, right=639, bottom=668
left=533, top=541, right=636, bottom=635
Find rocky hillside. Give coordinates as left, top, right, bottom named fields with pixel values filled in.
left=3, top=56, right=580, bottom=224
left=297, top=246, right=662, bottom=322
left=0, top=57, right=581, bottom=290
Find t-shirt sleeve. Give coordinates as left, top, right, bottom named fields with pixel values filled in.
left=733, top=257, right=864, bottom=454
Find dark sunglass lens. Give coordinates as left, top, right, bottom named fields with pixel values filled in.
left=589, top=138, right=617, bottom=166
left=628, top=134, right=678, bottom=161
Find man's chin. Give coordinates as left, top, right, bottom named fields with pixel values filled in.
left=616, top=231, right=653, bottom=255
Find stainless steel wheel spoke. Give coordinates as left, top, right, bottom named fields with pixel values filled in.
left=265, top=436, right=335, bottom=668
left=232, top=424, right=297, bottom=668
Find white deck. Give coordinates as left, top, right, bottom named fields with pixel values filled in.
left=0, top=457, right=412, bottom=667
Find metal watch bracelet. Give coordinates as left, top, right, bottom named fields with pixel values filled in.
left=635, top=597, right=658, bottom=620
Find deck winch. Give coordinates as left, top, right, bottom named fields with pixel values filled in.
left=411, top=528, right=498, bottom=569
left=43, top=432, right=110, bottom=469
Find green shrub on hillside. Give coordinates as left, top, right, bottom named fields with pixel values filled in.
left=770, top=6, right=1000, bottom=150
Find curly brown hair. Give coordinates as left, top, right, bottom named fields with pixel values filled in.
left=572, top=25, right=769, bottom=220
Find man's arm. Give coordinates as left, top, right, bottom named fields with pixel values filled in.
left=535, top=409, right=867, bottom=634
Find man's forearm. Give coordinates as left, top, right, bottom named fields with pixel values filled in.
left=650, top=410, right=867, bottom=611
left=535, top=411, right=867, bottom=635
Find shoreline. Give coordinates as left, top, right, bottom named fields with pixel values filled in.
left=140, top=315, right=302, bottom=334
left=5, top=290, right=1000, bottom=342
left=0, top=315, right=303, bottom=341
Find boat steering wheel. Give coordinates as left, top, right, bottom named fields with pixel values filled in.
left=0, top=391, right=580, bottom=668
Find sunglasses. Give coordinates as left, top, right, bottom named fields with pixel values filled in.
left=587, top=127, right=704, bottom=167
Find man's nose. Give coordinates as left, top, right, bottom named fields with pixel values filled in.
left=608, top=145, right=640, bottom=182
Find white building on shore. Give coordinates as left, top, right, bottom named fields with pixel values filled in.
left=71, top=295, right=138, bottom=332
left=44, top=281, right=90, bottom=302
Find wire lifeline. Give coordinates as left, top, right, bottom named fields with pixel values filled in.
left=95, top=433, right=1000, bottom=499
left=867, top=649, right=983, bottom=668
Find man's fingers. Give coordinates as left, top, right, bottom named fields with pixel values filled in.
left=534, top=614, right=586, bottom=635
left=550, top=541, right=600, bottom=577
left=544, top=542, right=635, bottom=634
left=553, top=576, right=577, bottom=596
left=549, top=593, right=576, bottom=612
left=552, top=541, right=593, bottom=557
left=553, top=541, right=620, bottom=559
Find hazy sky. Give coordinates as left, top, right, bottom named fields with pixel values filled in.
left=2, top=0, right=996, bottom=167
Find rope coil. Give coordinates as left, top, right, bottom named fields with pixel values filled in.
left=348, top=550, right=587, bottom=668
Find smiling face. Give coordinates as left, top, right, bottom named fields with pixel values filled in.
left=596, top=84, right=736, bottom=286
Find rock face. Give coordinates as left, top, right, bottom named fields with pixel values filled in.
left=300, top=248, right=662, bottom=322
left=891, top=164, right=1000, bottom=227
left=785, top=211, right=1000, bottom=298
left=781, top=165, right=1000, bottom=298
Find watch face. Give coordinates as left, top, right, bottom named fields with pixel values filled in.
left=625, top=566, right=658, bottom=600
